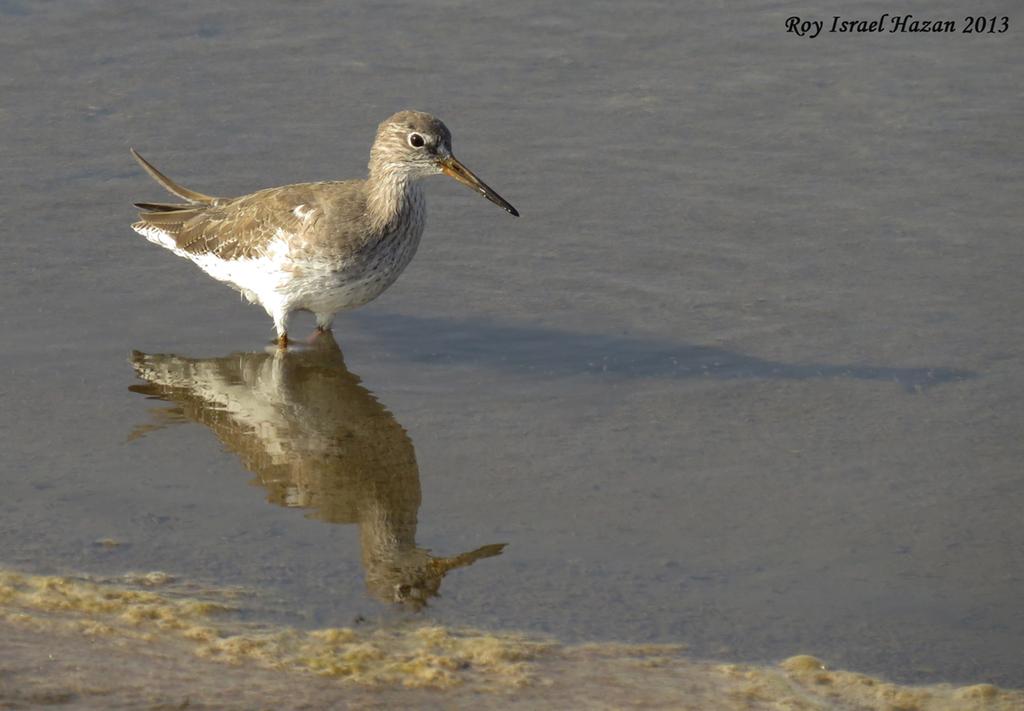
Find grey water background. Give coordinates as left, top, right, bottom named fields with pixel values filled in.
left=1, top=0, right=1021, bottom=687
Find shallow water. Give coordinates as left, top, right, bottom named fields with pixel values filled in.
left=1, top=0, right=1022, bottom=700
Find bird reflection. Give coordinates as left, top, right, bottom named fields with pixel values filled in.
left=127, top=333, right=505, bottom=610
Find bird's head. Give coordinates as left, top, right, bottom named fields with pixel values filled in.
left=370, top=110, right=518, bottom=216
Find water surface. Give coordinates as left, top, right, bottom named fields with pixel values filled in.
left=1, top=0, right=1022, bottom=695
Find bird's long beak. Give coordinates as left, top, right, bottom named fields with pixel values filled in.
left=439, top=156, right=519, bottom=217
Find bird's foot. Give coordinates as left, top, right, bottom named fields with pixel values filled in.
left=308, top=325, right=332, bottom=341
left=308, top=326, right=332, bottom=344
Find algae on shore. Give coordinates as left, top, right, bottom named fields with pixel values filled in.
left=1, top=568, right=1021, bottom=710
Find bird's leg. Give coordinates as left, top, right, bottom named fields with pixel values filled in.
left=314, top=313, right=334, bottom=334
left=271, top=306, right=291, bottom=349
left=310, top=313, right=334, bottom=342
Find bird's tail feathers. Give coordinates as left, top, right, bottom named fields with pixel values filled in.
left=130, top=147, right=222, bottom=205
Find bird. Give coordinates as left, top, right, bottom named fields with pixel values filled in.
left=128, top=333, right=506, bottom=608
left=131, top=110, right=518, bottom=348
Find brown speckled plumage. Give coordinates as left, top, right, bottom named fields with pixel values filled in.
left=131, top=110, right=517, bottom=346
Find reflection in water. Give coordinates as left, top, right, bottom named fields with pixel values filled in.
left=128, top=333, right=504, bottom=609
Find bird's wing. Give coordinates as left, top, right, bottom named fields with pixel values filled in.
left=131, top=148, right=367, bottom=261
left=134, top=183, right=346, bottom=261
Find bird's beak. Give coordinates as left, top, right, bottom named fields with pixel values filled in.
left=439, top=156, right=519, bottom=217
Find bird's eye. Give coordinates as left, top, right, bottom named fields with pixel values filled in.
left=408, top=133, right=425, bottom=148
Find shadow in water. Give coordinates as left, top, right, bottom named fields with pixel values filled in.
left=127, top=333, right=505, bottom=610
left=356, top=313, right=974, bottom=391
